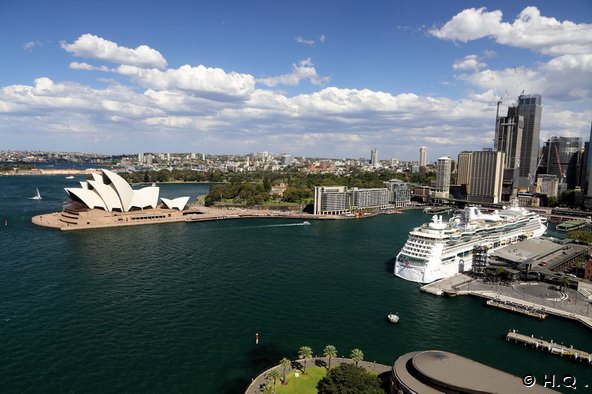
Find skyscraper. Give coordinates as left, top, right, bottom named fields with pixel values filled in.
left=457, top=151, right=473, bottom=194
left=419, top=146, right=427, bottom=168
left=517, top=94, right=542, bottom=188
left=586, top=123, right=592, bottom=198
left=370, top=148, right=378, bottom=166
left=539, top=136, right=581, bottom=189
left=468, top=149, right=505, bottom=204
left=495, top=105, right=523, bottom=200
left=435, top=157, right=452, bottom=199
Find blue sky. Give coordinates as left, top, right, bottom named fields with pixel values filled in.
left=1, top=0, right=591, bottom=161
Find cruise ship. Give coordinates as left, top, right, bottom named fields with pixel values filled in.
left=394, top=203, right=547, bottom=283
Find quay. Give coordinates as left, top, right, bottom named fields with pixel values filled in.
left=462, top=290, right=592, bottom=330
left=420, top=274, right=592, bottom=330
left=486, top=299, right=547, bottom=319
left=506, top=330, right=592, bottom=365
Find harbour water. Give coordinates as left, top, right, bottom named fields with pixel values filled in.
left=1, top=176, right=592, bottom=393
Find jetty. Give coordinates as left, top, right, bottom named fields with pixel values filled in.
left=486, top=299, right=547, bottom=319
left=506, top=330, right=592, bottom=365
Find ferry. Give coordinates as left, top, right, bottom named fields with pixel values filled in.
left=394, top=201, right=547, bottom=283
left=556, top=219, right=587, bottom=232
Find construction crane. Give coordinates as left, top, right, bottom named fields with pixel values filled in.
left=552, top=142, right=566, bottom=184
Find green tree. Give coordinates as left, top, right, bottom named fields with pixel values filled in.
left=568, top=230, right=592, bottom=244
left=316, top=363, right=383, bottom=394
left=279, top=357, right=291, bottom=384
left=559, top=275, right=569, bottom=292
left=350, top=348, right=364, bottom=367
left=262, top=383, right=273, bottom=394
left=298, top=346, right=313, bottom=374
left=323, top=345, right=337, bottom=370
left=267, top=368, right=281, bottom=394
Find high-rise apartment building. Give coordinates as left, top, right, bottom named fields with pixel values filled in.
left=313, top=186, right=390, bottom=215
left=457, top=151, right=473, bottom=194
left=517, top=94, right=542, bottom=188
left=468, top=149, right=505, bottom=204
left=313, top=186, right=348, bottom=215
left=385, top=179, right=411, bottom=208
left=435, top=157, right=452, bottom=199
left=370, top=148, right=378, bottom=166
left=419, top=146, right=427, bottom=168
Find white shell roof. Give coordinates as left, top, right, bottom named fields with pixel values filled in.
left=161, top=196, right=190, bottom=211
left=132, top=186, right=159, bottom=209
left=63, top=169, right=190, bottom=212
left=88, top=180, right=122, bottom=212
left=65, top=187, right=107, bottom=210
left=102, top=169, right=135, bottom=212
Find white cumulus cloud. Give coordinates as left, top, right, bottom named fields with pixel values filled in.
left=453, top=55, right=487, bottom=71
left=257, top=58, right=330, bottom=87
left=116, top=64, right=256, bottom=100
left=61, top=34, right=168, bottom=69
left=431, top=7, right=592, bottom=56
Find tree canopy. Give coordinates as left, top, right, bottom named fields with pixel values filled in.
left=316, top=363, right=383, bottom=394
left=567, top=230, right=592, bottom=244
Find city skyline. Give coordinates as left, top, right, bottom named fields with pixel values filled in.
left=1, top=1, right=591, bottom=160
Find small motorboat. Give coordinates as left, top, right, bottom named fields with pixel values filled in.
left=387, top=313, right=399, bottom=324
left=302, top=221, right=311, bottom=225
left=65, top=176, right=75, bottom=179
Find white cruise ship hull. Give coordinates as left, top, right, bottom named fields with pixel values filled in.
left=394, top=206, right=547, bottom=284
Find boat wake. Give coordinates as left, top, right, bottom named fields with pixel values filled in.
left=228, top=222, right=311, bottom=230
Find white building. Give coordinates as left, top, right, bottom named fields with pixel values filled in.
left=65, top=169, right=189, bottom=212
left=419, top=147, right=427, bottom=168
left=314, top=186, right=348, bottom=215
left=435, top=157, right=452, bottom=199
left=313, top=186, right=391, bottom=215
left=385, top=179, right=411, bottom=208
left=370, top=148, right=378, bottom=167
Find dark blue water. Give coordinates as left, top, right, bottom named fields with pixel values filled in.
left=1, top=176, right=591, bottom=393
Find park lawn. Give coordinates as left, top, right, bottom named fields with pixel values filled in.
left=275, top=365, right=327, bottom=394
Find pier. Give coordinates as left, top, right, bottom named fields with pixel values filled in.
left=421, top=275, right=592, bottom=330
left=486, top=299, right=547, bottom=319
left=506, top=330, right=592, bottom=365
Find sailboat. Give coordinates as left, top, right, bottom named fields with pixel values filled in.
left=30, top=188, right=42, bottom=200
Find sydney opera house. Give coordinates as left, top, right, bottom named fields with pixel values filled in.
left=32, top=169, right=203, bottom=231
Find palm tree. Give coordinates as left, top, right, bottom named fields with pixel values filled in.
left=267, top=368, right=281, bottom=394
left=323, top=345, right=337, bottom=370
left=350, top=348, right=364, bottom=367
left=298, top=346, right=313, bottom=374
left=262, top=384, right=273, bottom=394
left=279, top=357, right=291, bottom=384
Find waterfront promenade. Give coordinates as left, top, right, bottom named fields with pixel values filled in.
left=422, top=275, right=592, bottom=330
left=244, top=357, right=391, bottom=394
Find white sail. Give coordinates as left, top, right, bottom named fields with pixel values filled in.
left=30, top=188, right=42, bottom=200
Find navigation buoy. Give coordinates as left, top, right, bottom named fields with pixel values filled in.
left=256, top=332, right=259, bottom=344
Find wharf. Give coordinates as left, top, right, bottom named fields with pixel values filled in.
left=486, top=299, right=547, bottom=319
left=420, top=274, right=473, bottom=296
left=506, top=330, right=592, bottom=365
left=420, top=276, right=592, bottom=330
left=461, top=290, right=592, bottom=330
